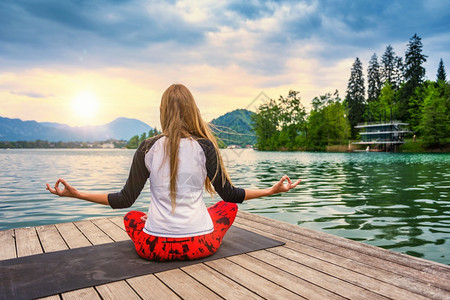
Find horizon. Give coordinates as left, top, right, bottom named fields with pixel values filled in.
left=0, top=114, right=151, bottom=127
left=0, top=107, right=249, bottom=128
left=1, top=1, right=449, bottom=127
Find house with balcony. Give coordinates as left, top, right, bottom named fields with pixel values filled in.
left=353, top=121, right=412, bottom=151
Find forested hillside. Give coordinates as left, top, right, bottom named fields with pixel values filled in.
left=125, top=109, right=256, bottom=149
left=210, top=109, right=256, bottom=147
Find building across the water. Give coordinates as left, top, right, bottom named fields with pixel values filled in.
left=353, top=121, right=412, bottom=151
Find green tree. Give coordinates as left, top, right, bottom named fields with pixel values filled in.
left=367, top=53, right=382, bottom=103
left=252, top=90, right=306, bottom=150
left=379, top=83, right=396, bottom=118
left=398, top=34, right=428, bottom=121
left=278, top=90, right=307, bottom=149
left=126, top=135, right=140, bottom=149
left=380, top=45, right=403, bottom=90
left=306, top=92, right=349, bottom=150
left=381, top=45, right=395, bottom=85
left=404, top=34, right=427, bottom=85
left=327, top=99, right=350, bottom=146
left=392, top=56, right=404, bottom=89
left=139, top=132, right=147, bottom=143
left=408, top=82, right=429, bottom=132
left=346, top=57, right=365, bottom=138
left=126, top=126, right=161, bottom=149
left=419, top=81, right=450, bottom=147
left=437, top=58, right=447, bottom=83
left=252, top=98, right=280, bottom=150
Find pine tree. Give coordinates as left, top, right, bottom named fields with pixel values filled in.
left=381, top=45, right=395, bottom=85
left=380, top=45, right=404, bottom=90
left=404, top=34, right=427, bottom=86
left=398, top=34, right=428, bottom=121
left=367, top=53, right=381, bottom=103
left=346, top=57, right=366, bottom=139
left=437, top=58, right=447, bottom=83
left=392, top=56, right=404, bottom=89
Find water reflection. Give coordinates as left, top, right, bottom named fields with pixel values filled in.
left=0, top=149, right=449, bottom=265
left=220, top=150, right=450, bottom=264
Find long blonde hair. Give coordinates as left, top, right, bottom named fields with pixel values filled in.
left=159, top=84, right=231, bottom=213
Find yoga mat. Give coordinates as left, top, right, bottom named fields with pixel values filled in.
left=0, top=226, right=284, bottom=300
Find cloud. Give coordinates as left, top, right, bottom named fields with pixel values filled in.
left=0, top=0, right=449, bottom=125
left=10, top=90, right=52, bottom=99
left=0, top=0, right=208, bottom=67
left=1, top=0, right=449, bottom=73
left=226, top=0, right=274, bottom=20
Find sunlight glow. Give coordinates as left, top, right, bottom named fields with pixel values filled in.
left=71, top=91, right=99, bottom=121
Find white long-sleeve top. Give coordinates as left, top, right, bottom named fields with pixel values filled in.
left=108, top=135, right=245, bottom=238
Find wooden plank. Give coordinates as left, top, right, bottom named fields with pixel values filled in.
left=15, top=227, right=42, bottom=257
left=91, top=218, right=129, bottom=242
left=237, top=212, right=450, bottom=278
left=205, top=257, right=301, bottom=299
left=266, top=246, right=429, bottom=300
left=55, top=222, right=92, bottom=249
left=235, top=220, right=449, bottom=299
left=73, top=220, right=114, bottom=245
left=246, top=249, right=386, bottom=299
left=280, top=234, right=449, bottom=299
left=181, top=263, right=264, bottom=299
left=95, top=281, right=140, bottom=300
left=38, top=295, right=60, bottom=300
left=228, top=252, right=344, bottom=300
left=61, top=288, right=101, bottom=300
left=108, top=216, right=125, bottom=229
left=126, top=274, right=180, bottom=300
left=235, top=214, right=450, bottom=291
left=0, top=229, right=16, bottom=260
left=155, top=269, right=221, bottom=300
left=36, top=225, right=69, bottom=252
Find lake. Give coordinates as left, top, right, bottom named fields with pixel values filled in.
left=0, top=148, right=449, bottom=265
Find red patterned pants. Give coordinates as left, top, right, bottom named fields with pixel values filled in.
left=123, top=201, right=238, bottom=261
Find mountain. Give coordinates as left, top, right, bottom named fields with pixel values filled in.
left=210, top=109, right=256, bottom=147
left=0, top=109, right=255, bottom=144
left=0, top=116, right=152, bottom=142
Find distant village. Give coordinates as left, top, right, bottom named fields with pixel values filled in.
left=226, top=144, right=254, bottom=149
left=0, top=139, right=128, bottom=149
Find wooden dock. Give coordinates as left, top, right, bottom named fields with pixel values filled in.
left=1, top=211, right=449, bottom=299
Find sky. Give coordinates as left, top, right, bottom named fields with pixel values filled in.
left=1, top=0, right=449, bottom=127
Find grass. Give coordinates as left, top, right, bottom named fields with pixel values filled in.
left=324, top=138, right=449, bottom=153
left=399, top=137, right=450, bottom=153
left=398, top=138, right=426, bottom=152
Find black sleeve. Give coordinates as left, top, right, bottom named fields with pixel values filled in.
left=197, top=139, right=245, bottom=203
left=108, top=140, right=150, bottom=209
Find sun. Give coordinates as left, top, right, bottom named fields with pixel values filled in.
left=71, top=91, right=99, bottom=121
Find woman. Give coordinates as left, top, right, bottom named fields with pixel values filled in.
left=46, top=84, right=301, bottom=261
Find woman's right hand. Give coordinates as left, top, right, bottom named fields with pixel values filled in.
left=244, top=175, right=302, bottom=201
left=270, top=175, right=301, bottom=194
left=46, top=178, right=81, bottom=198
